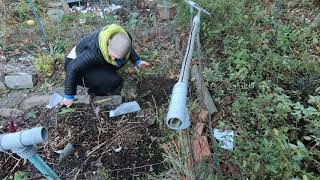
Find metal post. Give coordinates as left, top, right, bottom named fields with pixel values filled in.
left=27, top=0, right=48, bottom=42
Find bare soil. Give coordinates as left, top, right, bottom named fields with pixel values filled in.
left=0, top=76, right=176, bottom=179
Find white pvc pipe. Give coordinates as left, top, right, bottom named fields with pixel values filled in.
left=178, top=15, right=200, bottom=84
left=0, top=127, right=48, bottom=152
left=166, top=83, right=190, bottom=130
left=166, top=15, right=200, bottom=130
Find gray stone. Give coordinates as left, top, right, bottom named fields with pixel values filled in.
left=4, top=72, right=33, bottom=89
left=77, top=85, right=88, bottom=95
left=146, top=116, right=157, bottom=125
left=74, top=95, right=90, bottom=104
left=93, top=95, right=122, bottom=106
left=0, top=72, right=4, bottom=81
left=48, top=2, right=62, bottom=8
left=64, top=0, right=81, bottom=4
left=0, top=108, right=24, bottom=118
left=0, top=92, right=27, bottom=108
left=109, top=0, right=127, bottom=6
left=0, top=81, right=6, bottom=90
left=310, top=13, right=320, bottom=31
left=20, top=95, right=51, bottom=110
left=0, top=55, right=5, bottom=62
left=47, top=9, right=65, bottom=22
left=18, top=55, right=34, bottom=62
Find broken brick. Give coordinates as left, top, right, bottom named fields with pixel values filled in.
left=200, top=136, right=211, bottom=158
left=192, top=138, right=202, bottom=162
left=194, top=122, right=205, bottom=137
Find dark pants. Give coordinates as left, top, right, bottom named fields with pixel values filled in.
left=65, top=58, right=122, bottom=96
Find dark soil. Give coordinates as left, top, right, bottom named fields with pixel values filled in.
left=0, top=76, right=176, bottom=179
left=138, top=76, right=176, bottom=106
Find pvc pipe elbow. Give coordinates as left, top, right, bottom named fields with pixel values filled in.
left=12, top=145, right=37, bottom=159
left=0, top=127, right=48, bottom=152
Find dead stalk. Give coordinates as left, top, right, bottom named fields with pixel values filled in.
left=151, top=95, right=159, bottom=122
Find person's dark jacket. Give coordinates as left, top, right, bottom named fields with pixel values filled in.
left=64, top=29, right=140, bottom=97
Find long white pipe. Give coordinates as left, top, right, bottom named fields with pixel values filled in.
left=166, top=15, right=200, bottom=130
left=178, top=15, right=200, bottom=84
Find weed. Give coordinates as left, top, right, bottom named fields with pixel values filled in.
left=34, top=53, right=64, bottom=77
left=175, top=0, right=320, bottom=178
left=9, top=1, right=32, bottom=23
left=14, top=171, right=28, bottom=180
left=96, top=167, right=111, bottom=180
left=58, top=107, right=76, bottom=115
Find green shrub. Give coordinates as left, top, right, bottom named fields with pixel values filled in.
left=35, top=53, right=64, bottom=77
left=176, top=0, right=320, bottom=178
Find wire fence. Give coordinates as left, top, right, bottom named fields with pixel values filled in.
left=22, top=0, right=180, bottom=47
left=2, top=0, right=198, bottom=66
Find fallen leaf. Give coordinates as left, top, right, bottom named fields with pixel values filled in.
left=172, top=138, right=179, bottom=153
left=162, top=143, right=169, bottom=153
left=8, top=49, right=22, bottom=56
left=162, top=41, right=170, bottom=48
left=228, top=164, right=240, bottom=177
left=8, top=120, right=17, bottom=133
left=316, top=46, right=320, bottom=53
left=213, top=111, right=222, bottom=120
left=135, top=46, right=142, bottom=54
left=23, top=38, right=33, bottom=43
left=191, top=110, right=208, bottom=123
left=289, top=129, right=297, bottom=141
left=192, top=59, right=199, bottom=65
left=223, top=96, right=233, bottom=105
left=175, top=58, right=181, bottom=64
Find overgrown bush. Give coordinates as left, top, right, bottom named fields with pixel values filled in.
left=176, top=0, right=320, bottom=178
left=35, top=53, right=64, bottom=77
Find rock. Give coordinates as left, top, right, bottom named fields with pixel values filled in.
left=74, top=95, right=90, bottom=104
left=109, top=0, right=127, bottom=6
left=0, top=72, right=4, bottom=79
left=4, top=72, right=33, bottom=89
left=20, top=95, right=51, bottom=110
left=0, top=55, right=5, bottom=62
left=47, top=9, right=65, bottom=22
left=310, top=13, right=320, bottom=31
left=146, top=116, right=157, bottom=125
left=18, top=55, right=34, bottom=62
left=0, top=92, right=27, bottom=108
left=76, top=85, right=88, bottom=95
left=61, top=0, right=71, bottom=14
left=93, top=95, right=122, bottom=106
left=48, top=2, right=62, bottom=8
left=0, top=108, right=24, bottom=117
left=0, top=81, right=6, bottom=90
left=64, top=0, right=81, bottom=4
